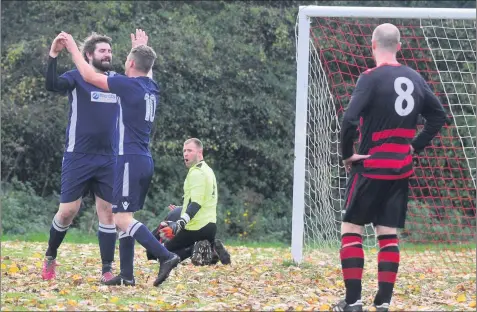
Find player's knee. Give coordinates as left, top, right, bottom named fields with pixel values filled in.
left=113, top=213, right=133, bottom=232
left=57, top=201, right=81, bottom=224
left=375, top=225, right=397, bottom=236
left=341, top=222, right=363, bottom=235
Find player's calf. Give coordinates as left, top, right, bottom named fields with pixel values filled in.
left=338, top=233, right=364, bottom=307
left=97, top=197, right=117, bottom=281
left=373, top=234, right=400, bottom=309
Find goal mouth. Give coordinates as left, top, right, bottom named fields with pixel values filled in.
left=292, top=6, right=476, bottom=274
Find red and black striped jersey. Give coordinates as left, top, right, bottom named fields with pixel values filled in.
left=340, top=63, right=447, bottom=180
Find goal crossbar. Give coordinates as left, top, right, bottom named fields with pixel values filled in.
left=292, top=6, right=476, bottom=264
left=298, top=6, right=476, bottom=20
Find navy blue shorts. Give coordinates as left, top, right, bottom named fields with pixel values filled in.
left=60, top=152, right=116, bottom=203
left=112, top=155, right=154, bottom=213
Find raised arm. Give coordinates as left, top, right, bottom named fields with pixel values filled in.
left=45, top=34, right=74, bottom=93
left=62, top=32, right=110, bottom=91
left=131, top=29, right=153, bottom=78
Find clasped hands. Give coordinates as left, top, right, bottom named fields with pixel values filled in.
left=49, top=29, right=149, bottom=58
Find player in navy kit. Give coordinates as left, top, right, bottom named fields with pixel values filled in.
left=42, top=32, right=122, bottom=283
left=333, top=24, right=447, bottom=312
left=61, top=30, right=180, bottom=287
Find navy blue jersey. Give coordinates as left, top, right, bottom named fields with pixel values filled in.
left=107, top=75, right=159, bottom=157
left=341, top=63, right=447, bottom=180
left=59, top=70, right=120, bottom=155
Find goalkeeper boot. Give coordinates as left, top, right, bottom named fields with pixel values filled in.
left=102, top=274, right=135, bottom=286
left=372, top=303, right=389, bottom=312
left=153, top=253, right=180, bottom=287
left=41, top=256, right=57, bottom=280
left=191, top=240, right=213, bottom=266
left=213, top=239, right=231, bottom=265
left=210, top=250, right=220, bottom=265
left=332, top=299, right=363, bottom=312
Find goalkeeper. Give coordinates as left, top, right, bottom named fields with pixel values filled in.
left=148, top=138, right=231, bottom=266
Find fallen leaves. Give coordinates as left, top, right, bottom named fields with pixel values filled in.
left=0, top=241, right=475, bottom=311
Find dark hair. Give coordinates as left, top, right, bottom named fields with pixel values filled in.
left=129, top=45, right=157, bottom=73
left=79, top=32, right=112, bottom=62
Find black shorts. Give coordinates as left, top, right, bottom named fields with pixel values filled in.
left=164, top=223, right=217, bottom=252
left=342, top=173, right=409, bottom=228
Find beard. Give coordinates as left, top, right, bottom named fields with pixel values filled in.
left=92, top=57, right=112, bottom=72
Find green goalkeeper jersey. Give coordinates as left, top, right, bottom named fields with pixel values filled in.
left=181, top=160, right=217, bottom=230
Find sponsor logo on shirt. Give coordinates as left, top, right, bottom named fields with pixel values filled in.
left=91, top=91, right=118, bottom=103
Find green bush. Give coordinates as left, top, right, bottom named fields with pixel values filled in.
left=1, top=179, right=59, bottom=235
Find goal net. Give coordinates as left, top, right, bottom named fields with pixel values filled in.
left=292, top=6, right=476, bottom=275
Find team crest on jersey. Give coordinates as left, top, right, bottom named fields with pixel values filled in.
left=91, top=91, right=117, bottom=103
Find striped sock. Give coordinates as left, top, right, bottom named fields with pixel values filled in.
left=45, top=215, right=70, bottom=259
left=98, top=223, right=117, bottom=274
left=340, top=233, right=364, bottom=305
left=374, top=234, right=400, bottom=306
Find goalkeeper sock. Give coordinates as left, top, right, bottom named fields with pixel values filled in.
left=374, top=234, right=400, bottom=306
left=340, top=233, right=364, bottom=305
left=127, top=220, right=172, bottom=262
left=45, top=215, right=70, bottom=259
left=118, top=231, right=135, bottom=280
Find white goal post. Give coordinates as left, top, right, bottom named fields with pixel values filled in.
left=291, top=6, right=476, bottom=264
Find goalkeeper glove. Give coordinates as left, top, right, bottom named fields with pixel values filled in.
left=160, top=214, right=190, bottom=237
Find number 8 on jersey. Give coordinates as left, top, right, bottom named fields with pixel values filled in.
left=394, top=77, right=414, bottom=116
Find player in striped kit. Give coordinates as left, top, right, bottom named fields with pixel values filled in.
left=333, top=23, right=446, bottom=312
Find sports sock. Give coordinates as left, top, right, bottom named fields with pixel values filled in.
left=98, top=222, right=117, bottom=274
left=374, top=234, right=400, bottom=306
left=127, top=220, right=171, bottom=262
left=118, top=231, right=135, bottom=280
left=45, top=215, right=70, bottom=259
left=340, top=233, right=364, bottom=305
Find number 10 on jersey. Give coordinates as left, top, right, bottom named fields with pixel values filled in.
left=144, top=93, right=156, bottom=122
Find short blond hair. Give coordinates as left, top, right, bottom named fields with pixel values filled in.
left=128, top=45, right=157, bottom=73
left=184, top=138, right=203, bottom=149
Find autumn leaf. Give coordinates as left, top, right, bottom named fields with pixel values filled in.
left=457, top=294, right=467, bottom=302
left=32, top=253, right=42, bottom=259
left=1, top=241, right=475, bottom=311
left=8, top=264, right=19, bottom=274
left=110, top=297, right=119, bottom=303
